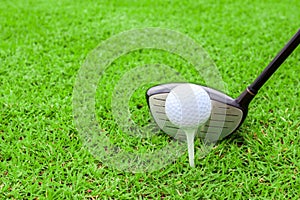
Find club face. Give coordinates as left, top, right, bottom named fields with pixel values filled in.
left=146, top=83, right=247, bottom=141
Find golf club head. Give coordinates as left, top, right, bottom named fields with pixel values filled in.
left=146, top=83, right=248, bottom=142
left=146, top=29, right=300, bottom=142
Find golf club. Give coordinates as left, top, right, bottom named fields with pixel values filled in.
left=146, top=29, right=300, bottom=142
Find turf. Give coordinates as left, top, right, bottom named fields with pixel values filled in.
left=1, top=0, right=300, bottom=199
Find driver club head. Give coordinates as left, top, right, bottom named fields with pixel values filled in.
left=146, top=83, right=248, bottom=142
left=146, top=29, right=300, bottom=142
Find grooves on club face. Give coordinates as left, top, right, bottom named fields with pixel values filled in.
left=146, top=83, right=246, bottom=142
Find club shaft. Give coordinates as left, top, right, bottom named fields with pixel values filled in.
left=249, top=29, right=300, bottom=94
left=236, top=29, right=300, bottom=108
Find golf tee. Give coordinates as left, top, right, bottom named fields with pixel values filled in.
left=185, top=129, right=196, bottom=167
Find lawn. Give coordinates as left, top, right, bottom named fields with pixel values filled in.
left=0, top=0, right=299, bottom=199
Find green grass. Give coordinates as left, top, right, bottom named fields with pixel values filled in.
left=1, top=0, right=300, bottom=199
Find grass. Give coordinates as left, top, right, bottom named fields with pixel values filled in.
left=1, top=0, right=299, bottom=199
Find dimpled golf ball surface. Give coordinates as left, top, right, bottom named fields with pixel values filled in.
left=165, top=84, right=212, bottom=128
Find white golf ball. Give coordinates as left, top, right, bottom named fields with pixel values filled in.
left=165, top=83, right=212, bottom=128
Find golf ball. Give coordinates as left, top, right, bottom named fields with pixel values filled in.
left=165, top=83, right=212, bottom=128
